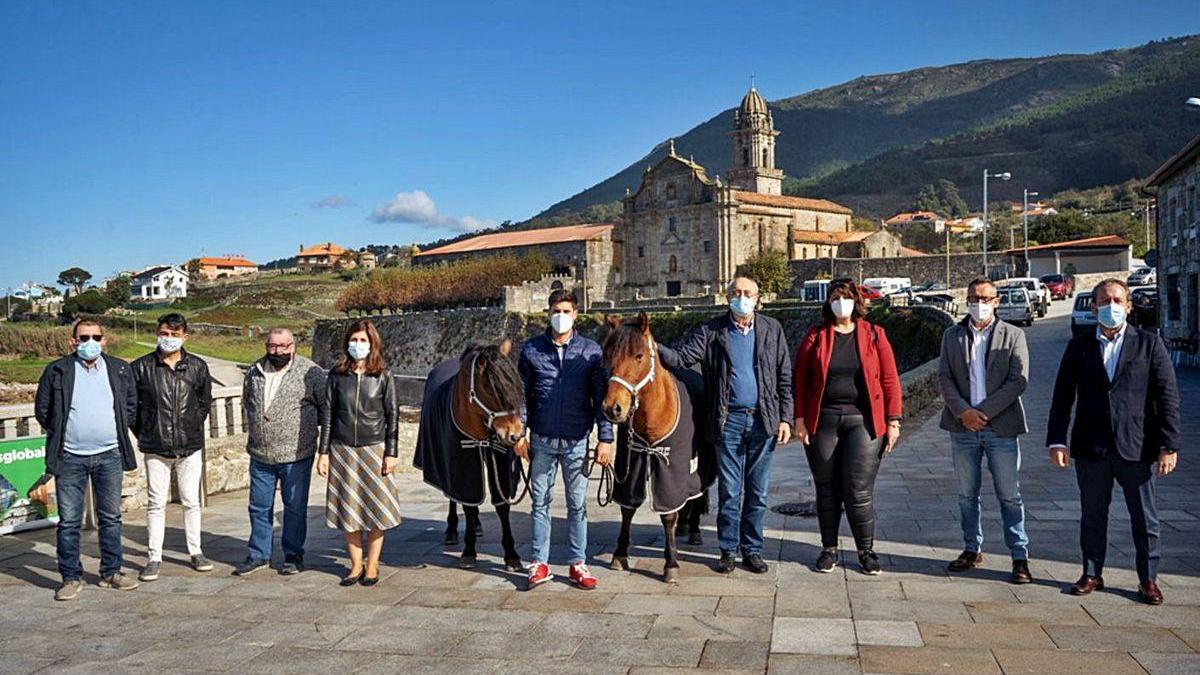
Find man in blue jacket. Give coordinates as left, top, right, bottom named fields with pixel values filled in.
left=516, top=289, right=614, bottom=590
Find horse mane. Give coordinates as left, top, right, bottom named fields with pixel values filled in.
left=602, top=317, right=648, bottom=369
left=459, top=343, right=524, bottom=411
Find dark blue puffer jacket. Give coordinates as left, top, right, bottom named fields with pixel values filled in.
left=518, top=331, right=614, bottom=443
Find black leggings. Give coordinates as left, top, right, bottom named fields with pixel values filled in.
left=805, top=411, right=885, bottom=551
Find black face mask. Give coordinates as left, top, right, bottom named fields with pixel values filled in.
left=266, top=353, right=292, bottom=368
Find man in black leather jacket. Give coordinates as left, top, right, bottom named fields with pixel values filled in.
left=130, top=313, right=213, bottom=581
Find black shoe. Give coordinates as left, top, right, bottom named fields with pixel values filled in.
left=743, top=554, right=769, bottom=574
left=280, top=554, right=305, bottom=576
left=360, top=575, right=380, bottom=587
left=948, top=550, right=983, bottom=573
left=816, top=548, right=838, bottom=573
left=716, top=552, right=737, bottom=574
left=1011, top=560, right=1032, bottom=585
left=233, top=558, right=269, bottom=577
left=859, top=550, right=882, bottom=576
left=340, top=570, right=364, bottom=587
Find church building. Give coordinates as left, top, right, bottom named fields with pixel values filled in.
left=616, top=87, right=853, bottom=299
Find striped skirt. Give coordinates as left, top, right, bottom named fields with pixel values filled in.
left=325, top=440, right=403, bottom=532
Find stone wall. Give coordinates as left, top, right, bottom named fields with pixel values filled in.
left=503, top=273, right=580, bottom=314
left=790, top=253, right=991, bottom=290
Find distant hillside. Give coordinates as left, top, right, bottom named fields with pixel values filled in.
left=536, top=35, right=1199, bottom=220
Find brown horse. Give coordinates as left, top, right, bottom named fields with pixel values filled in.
left=602, top=313, right=710, bottom=583
left=414, top=341, right=526, bottom=571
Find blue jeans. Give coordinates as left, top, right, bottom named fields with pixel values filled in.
left=717, top=409, right=776, bottom=557
left=951, top=428, right=1029, bottom=560
left=529, top=434, right=589, bottom=565
left=55, top=449, right=125, bottom=581
left=247, top=456, right=313, bottom=562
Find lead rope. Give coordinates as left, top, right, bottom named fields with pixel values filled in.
left=584, top=446, right=615, bottom=507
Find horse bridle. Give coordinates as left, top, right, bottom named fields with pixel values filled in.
left=607, top=336, right=658, bottom=416
left=468, top=352, right=521, bottom=434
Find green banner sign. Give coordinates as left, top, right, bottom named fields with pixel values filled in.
left=0, top=436, right=57, bottom=535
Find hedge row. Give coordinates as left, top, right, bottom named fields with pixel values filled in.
left=336, top=253, right=552, bottom=314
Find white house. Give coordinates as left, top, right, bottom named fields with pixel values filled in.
left=131, top=265, right=189, bottom=300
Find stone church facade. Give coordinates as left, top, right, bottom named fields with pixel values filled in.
left=615, top=87, right=853, bottom=299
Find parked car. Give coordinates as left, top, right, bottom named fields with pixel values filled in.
left=1128, top=267, right=1156, bottom=286
left=999, top=277, right=1050, bottom=317
left=913, top=292, right=958, bottom=315
left=802, top=279, right=830, bottom=303
left=910, top=281, right=949, bottom=293
left=1131, top=287, right=1158, bottom=330
left=997, top=287, right=1034, bottom=327
left=1039, top=273, right=1075, bottom=300
left=862, top=277, right=912, bottom=296
left=1071, top=293, right=1098, bottom=337
left=857, top=284, right=883, bottom=300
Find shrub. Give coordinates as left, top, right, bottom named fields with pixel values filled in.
left=736, top=249, right=793, bottom=295
left=336, top=253, right=552, bottom=314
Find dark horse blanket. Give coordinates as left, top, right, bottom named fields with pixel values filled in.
left=413, top=358, right=520, bottom=507
left=612, top=366, right=716, bottom=514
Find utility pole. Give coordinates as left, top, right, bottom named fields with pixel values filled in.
left=944, top=225, right=951, bottom=289
left=1023, top=189, right=1038, bottom=276
left=982, top=169, right=1011, bottom=278
left=1144, top=200, right=1153, bottom=251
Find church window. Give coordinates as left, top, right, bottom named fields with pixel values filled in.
left=669, top=255, right=678, bottom=274
left=703, top=240, right=712, bottom=253
left=762, top=148, right=769, bottom=167
left=742, top=148, right=749, bottom=167
left=668, top=217, right=677, bottom=233
left=666, top=183, right=676, bottom=199
left=637, top=246, right=644, bottom=258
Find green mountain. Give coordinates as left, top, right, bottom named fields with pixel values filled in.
left=536, top=35, right=1200, bottom=220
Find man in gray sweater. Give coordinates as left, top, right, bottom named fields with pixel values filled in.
left=234, top=329, right=327, bottom=576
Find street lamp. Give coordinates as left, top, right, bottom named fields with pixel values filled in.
left=1023, top=189, right=1038, bottom=275
left=982, top=169, right=1011, bottom=277
left=1186, top=97, right=1200, bottom=108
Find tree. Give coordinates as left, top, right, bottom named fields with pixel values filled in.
left=57, top=267, right=92, bottom=294
left=911, top=179, right=968, bottom=218
left=61, top=289, right=114, bottom=319
left=103, top=276, right=132, bottom=306
left=736, top=249, right=792, bottom=296
left=184, top=258, right=202, bottom=279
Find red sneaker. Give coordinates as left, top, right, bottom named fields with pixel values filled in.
left=569, top=562, right=598, bottom=590
left=526, top=562, right=551, bottom=590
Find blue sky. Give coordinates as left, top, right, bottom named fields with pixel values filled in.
left=1, top=0, right=1196, bottom=291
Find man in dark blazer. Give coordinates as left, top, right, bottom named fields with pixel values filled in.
left=1047, top=278, right=1182, bottom=605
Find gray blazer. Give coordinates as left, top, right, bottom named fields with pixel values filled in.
left=938, top=317, right=1029, bottom=438
left=243, top=354, right=327, bottom=465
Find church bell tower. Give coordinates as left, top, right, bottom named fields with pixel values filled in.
left=726, top=86, right=784, bottom=195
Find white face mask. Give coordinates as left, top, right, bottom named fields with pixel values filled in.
left=347, top=341, right=371, bottom=361
left=549, top=313, right=574, bottom=335
left=968, top=302, right=994, bottom=323
left=157, top=336, right=184, bottom=354
left=830, top=297, right=855, bottom=319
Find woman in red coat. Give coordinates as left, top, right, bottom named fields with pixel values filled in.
left=793, top=278, right=903, bottom=575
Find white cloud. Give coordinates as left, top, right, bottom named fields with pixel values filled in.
left=370, top=190, right=495, bottom=233
left=312, top=195, right=356, bottom=209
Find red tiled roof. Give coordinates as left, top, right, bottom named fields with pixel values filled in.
left=791, top=230, right=871, bottom=244
left=885, top=211, right=940, bottom=225
left=198, top=256, right=257, bottom=267
left=900, top=246, right=928, bottom=257
left=1006, top=234, right=1129, bottom=254
left=297, top=242, right=348, bottom=257
left=732, top=191, right=852, bottom=215
left=415, top=223, right=614, bottom=257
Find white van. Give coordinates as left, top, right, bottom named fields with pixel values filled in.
left=802, top=279, right=829, bottom=303
left=862, top=277, right=912, bottom=296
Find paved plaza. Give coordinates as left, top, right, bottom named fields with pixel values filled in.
left=2, top=304, right=1199, bottom=674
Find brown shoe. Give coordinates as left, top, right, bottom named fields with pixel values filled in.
left=1138, top=580, right=1164, bottom=605
left=1011, top=560, right=1033, bottom=585
left=98, top=571, right=139, bottom=591
left=948, top=551, right=983, bottom=573
left=1070, top=574, right=1104, bottom=596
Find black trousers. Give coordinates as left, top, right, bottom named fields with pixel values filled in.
left=805, top=411, right=885, bottom=551
left=1076, top=454, right=1160, bottom=583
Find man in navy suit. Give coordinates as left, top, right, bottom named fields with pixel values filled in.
left=1047, top=278, right=1181, bottom=605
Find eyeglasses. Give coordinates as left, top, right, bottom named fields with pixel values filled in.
left=76, top=334, right=103, bottom=342
left=266, top=343, right=294, bottom=351
left=967, top=296, right=998, bottom=303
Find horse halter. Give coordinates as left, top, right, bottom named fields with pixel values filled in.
left=608, top=336, right=657, bottom=415
left=468, top=352, right=521, bottom=432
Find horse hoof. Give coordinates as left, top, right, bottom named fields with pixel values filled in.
left=504, top=558, right=525, bottom=573
left=663, top=567, right=679, bottom=584
left=688, top=533, right=703, bottom=546
left=460, top=555, right=477, bottom=569
left=611, top=556, right=630, bottom=571
left=443, top=533, right=458, bottom=546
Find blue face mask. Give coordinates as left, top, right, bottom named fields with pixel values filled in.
left=729, top=295, right=756, bottom=318
left=347, top=341, right=371, bottom=361
left=77, top=339, right=102, bottom=361
left=1097, top=302, right=1127, bottom=329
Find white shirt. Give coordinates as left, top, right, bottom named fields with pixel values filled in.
left=263, top=359, right=292, bottom=409
left=967, top=318, right=995, bottom=407
left=1096, top=324, right=1127, bottom=382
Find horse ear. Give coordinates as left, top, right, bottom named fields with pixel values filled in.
left=498, top=338, right=512, bottom=356
left=637, top=312, right=650, bottom=334
left=605, top=314, right=622, bottom=331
